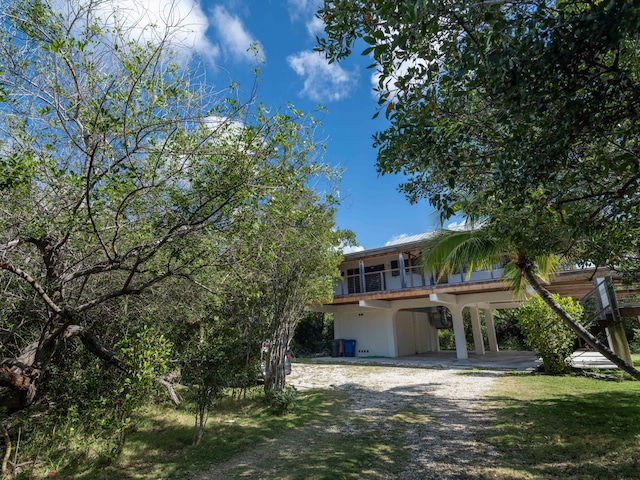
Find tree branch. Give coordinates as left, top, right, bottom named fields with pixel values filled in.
left=0, top=261, right=62, bottom=314
left=62, top=325, right=128, bottom=372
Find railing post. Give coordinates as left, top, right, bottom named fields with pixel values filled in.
left=399, top=254, right=406, bottom=289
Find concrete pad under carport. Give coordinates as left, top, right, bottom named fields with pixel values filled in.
left=307, top=349, right=621, bottom=372
left=308, top=350, right=539, bottom=372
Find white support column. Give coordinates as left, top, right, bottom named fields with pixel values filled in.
left=469, top=307, right=485, bottom=355
left=387, top=312, right=399, bottom=357
left=449, top=305, right=468, bottom=359
left=428, top=321, right=440, bottom=352
left=484, top=308, right=499, bottom=352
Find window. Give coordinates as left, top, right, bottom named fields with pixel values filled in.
left=346, top=268, right=361, bottom=294
left=391, top=256, right=420, bottom=277
left=364, top=264, right=385, bottom=292
left=345, top=263, right=386, bottom=293
left=390, top=260, right=400, bottom=277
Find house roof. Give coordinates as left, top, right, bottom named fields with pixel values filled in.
left=343, top=232, right=435, bottom=261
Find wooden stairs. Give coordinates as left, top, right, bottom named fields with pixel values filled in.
left=575, top=277, right=639, bottom=358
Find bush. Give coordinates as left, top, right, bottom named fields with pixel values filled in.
left=438, top=329, right=455, bottom=350
left=265, top=385, right=298, bottom=415
left=492, top=309, right=527, bottom=350
left=180, top=317, right=251, bottom=444
left=624, top=317, right=640, bottom=353
left=516, top=295, right=583, bottom=374
left=292, top=312, right=334, bottom=356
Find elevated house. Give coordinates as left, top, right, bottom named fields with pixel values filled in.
left=316, top=233, right=620, bottom=360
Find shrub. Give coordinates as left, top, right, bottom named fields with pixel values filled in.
left=265, top=385, right=298, bottom=415
left=292, top=312, right=334, bottom=356
left=516, top=295, right=583, bottom=374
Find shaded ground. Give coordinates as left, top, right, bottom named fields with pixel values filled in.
left=190, top=363, right=505, bottom=479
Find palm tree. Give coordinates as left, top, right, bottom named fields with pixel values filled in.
left=423, top=227, right=640, bottom=380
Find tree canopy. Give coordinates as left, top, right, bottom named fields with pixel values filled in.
left=0, top=0, right=348, bottom=415
left=317, top=0, right=640, bottom=274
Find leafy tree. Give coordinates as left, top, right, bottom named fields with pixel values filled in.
left=317, top=1, right=640, bottom=377
left=0, top=0, right=333, bottom=416
left=181, top=316, right=247, bottom=445
left=217, top=108, right=352, bottom=395
left=491, top=309, right=526, bottom=351
left=293, top=311, right=335, bottom=356
left=257, top=199, right=343, bottom=393
left=517, top=295, right=583, bottom=374
left=317, top=0, right=640, bottom=266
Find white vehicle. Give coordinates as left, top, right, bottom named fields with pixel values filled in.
left=259, top=341, right=292, bottom=376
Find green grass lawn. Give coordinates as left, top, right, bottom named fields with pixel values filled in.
left=51, top=387, right=409, bottom=480
left=16, top=357, right=640, bottom=479
left=479, top=368, right=640, bottom=479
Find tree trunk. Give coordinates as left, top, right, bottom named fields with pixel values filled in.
left=0, top=324, right=126, bottom=413
left=1, top=423, right=11, bottom=477
left=522, top=268, right=640, bottom=380
left=263, top=340, right=287, bottom=394
left=263, top=311, right=296, bottom=394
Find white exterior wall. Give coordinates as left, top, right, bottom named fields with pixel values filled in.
left=395, top=311, right=416, bottom=356
left=334, top=307, right=442, bottom=358
left=333, top=308, right=394, bottom=357
left=394, top=310, right=439, bottom=356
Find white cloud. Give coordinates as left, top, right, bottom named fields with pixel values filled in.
left=305, top=15, right=325, bottom=38
left=446, top=220, right=473, bottom=230
left=342, top=245, right=365, bottom=254
left=287, top=0, right=321, bottom=20
left=204, top=115, right=245, bottom=138
left=385, top=234, right=410, bottom=246
left=287, top=50, right=358, bottom=102
left=370, top=53, right=431, bottom=102
left=83, top=0, right=217, bottom=59
left=210, top=5, right=264, bottom=63
left=286, top=0, right=324, bottom=37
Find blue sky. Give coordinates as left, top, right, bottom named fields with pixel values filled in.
left=103, top=0, right=447, bottom=250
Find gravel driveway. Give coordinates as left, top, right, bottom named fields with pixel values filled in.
left=193, top=362, right=505, bottom=479
left=289, top=362, right=504, bottom=479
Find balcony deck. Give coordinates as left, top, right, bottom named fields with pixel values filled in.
left=331, top=266, right=609, bottom=305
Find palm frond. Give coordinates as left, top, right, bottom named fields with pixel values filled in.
left=534, top=254, right=562, bottom=282
left=422, top=229, right=503, bottom=280
left=422, top=227, right=567, bottom=294
left=502, top=261, right=526, bottom=295
left=503, top=254, right=563, bottom=294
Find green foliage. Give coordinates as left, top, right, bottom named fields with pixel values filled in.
left=516, top=295, right=583, bottom=374
left=492, top=309, right=526, bottom=351
left=180, top=316, right=253, bottom=444
left=317, top=0, right=640, bottom=278
left=264, top=385, right=298, bottom=416
left=0, top=0, right=348, bottom=429
left=292, top=311, right=334, bottom=356
left=439, top=309, right=527, bottom=352
left=23, top=387, right=407, bottom=479
left=439, top=311, right=479, bottom=351
left=627, top=316, right=640, bottom=354
left=438, top=329, right=455, bottom=351
left=423, top=228, right=503, bottom=281
left=217, top=129, right=353, bottom=394
left=6, top=324, right=172, bottom=469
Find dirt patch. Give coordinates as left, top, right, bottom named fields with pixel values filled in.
left=290, top=363, right=504, bottom=479
left=192, top=362, right=505, bottom=479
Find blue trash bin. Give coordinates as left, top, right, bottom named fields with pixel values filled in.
left=343, top=339, right=356, bottom=357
